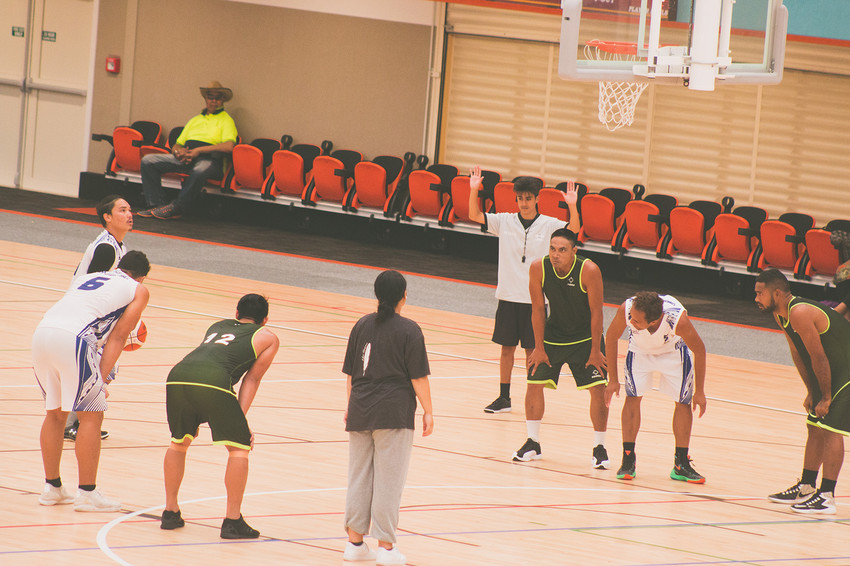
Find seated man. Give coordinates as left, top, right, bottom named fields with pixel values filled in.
left=138, top=81, right=238, bottom=220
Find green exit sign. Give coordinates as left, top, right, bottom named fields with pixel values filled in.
left=42, top=30, right=56, bottom=42
left=12, top=26, right=25, bottom=38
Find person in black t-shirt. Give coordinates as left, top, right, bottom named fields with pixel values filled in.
left=342, top=270, right=433, bottom=565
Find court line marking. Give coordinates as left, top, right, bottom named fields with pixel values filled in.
left=93, top=485, right=846, bottom=566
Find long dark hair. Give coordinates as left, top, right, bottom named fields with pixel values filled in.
left=374, top=270, right=406, bottom=322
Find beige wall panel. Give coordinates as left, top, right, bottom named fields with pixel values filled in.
left=107, top=0, right=429, bottom=168
left=32, top=0, right=92, bottom=85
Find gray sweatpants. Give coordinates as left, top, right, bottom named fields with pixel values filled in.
left=344, top=428, right=414, bottom=544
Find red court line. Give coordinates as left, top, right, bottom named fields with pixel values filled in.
left=3, top=209, right=780, bottom=334
left=56, top=207, right=97, bottom=215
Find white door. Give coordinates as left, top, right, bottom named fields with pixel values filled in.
left=6, top=0, right=96, bottom=196
left=0, top=1, right=30, bottom=188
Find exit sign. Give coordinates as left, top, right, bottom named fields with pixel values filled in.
left=12, top=26, right=25, bottom=38
left=42, top=30, right=56, bottom=42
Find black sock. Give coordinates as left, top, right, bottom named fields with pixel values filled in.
left=350, top=541, right=364, bottom=547
left=801, top=468, right=819, bottom=487
left=79, top=484, right=96, bottom=492
left=675, top=447, right=689, bottom=463
left=820, top=479, right=837, bottom=494
left=500, top=383, right=510, bottom=400
left=623, top=442, right=635, bottom=458
left=46, top=478, right=62, bottom=488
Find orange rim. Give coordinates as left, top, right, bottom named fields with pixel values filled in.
left=586, top=39, right=639, bottom=55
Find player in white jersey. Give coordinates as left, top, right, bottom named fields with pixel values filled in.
left=66, top=195, right=133, bottom=440
left=605, top=291, right=707, bottom=483
left=33, top=251, right=150, bottom=512
left=468, top=166, right=579, bottom=414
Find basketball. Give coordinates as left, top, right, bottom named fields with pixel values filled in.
left=124, top=320, right=147, bottom=351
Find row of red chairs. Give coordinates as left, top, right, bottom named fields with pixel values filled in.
left=577, top=185, right=850, bottom=282
left=93, top=121, right=848, bottom=282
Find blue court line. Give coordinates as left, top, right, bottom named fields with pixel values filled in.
left=627, top=558, right=850, bottom=566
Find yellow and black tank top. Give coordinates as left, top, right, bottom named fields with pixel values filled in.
left=542, top=255, right=592, bottom=345
left=167, top=319, right=263, bottom=392
left=778, top=296, right=850, bottom=396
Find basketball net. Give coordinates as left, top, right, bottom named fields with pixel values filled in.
left=584, top=40, right=648, bottom=132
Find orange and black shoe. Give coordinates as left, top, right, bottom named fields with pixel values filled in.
left=617, top=453, right=636, bottom=480
left=670, top=455, right=705, bottom=484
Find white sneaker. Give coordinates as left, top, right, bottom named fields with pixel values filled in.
left=343, top=541, right=377, bottom=561
left=74, top=489, right=121, bottom=512
left=38, top=484, right=75, bottom=506
left=376, top=546, right=407, bottom=565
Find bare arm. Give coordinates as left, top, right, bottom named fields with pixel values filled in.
left=527, top=259, right=550, bottom=373
left=99, top=283, right=149, bottom=380
left=582, top=260, right=607, bottom=371
left=237, top=329, right=280, bottom=414
left=467, top=165, right=486, bottom=225
left=675, top=312, right=707, bottom=416
left=411, top=377, right=434, bottom=436
left=562, top=180, right=581, bottom=232
left=789, top=305, right=833, bottom=416
left=604, top=302, right=628, bottom=406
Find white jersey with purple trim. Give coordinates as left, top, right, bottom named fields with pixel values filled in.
left=39, top=270, right=138, bottom=347
left=72, top=229, right=125, bottom=282
left=625, top=294, right=686, bottom=355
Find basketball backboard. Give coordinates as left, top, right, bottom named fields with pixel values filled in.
left=558, top=0, right=789, bottom=91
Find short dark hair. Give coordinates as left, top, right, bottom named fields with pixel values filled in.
left=550, top=227, right=577, bottom=247
left=512, top=176, right=543, bottom=197
left=756, top=268, right=790, bottom=292
left=97, top=195, right=126, bottom=227
left=375, top=270, right=407, bottom=322
left=236, top=293, right=269, bottom=324
left=631, top=291, right=664, bottom=322
left=117, top=250, right=150, bottom=279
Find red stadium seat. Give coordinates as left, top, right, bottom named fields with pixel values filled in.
left=304, top=149, right=363, bottom=208
left=577, top=187, right=632, bottom=247
left=138, top=126, right=183, bottom=159
left=262, top=143, right=321, bottom=200
left=663, top=200, right=725, bottom=259
left=93, top=120, right=162, bottom=175
left=703, top=204, right=768, bottom=268
left=796, top=219, right=850, bottom=280
left=403, top=164, right=458, bottom=224
left=350, top=154, right=413, bottom=216
left=753, top=212, right=815, bottom=271
left=223, top=138, right=281, bottom=194
left=615, top=192, right=678, bottom=253
left=447, top=169, right=500, bottom=224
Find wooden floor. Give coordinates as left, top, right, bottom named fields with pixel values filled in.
left=2, top=239, right=848, bottom=566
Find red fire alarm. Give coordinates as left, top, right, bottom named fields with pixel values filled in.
left=106, top=56, right=121, bottom=74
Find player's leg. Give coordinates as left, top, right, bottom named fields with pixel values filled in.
left=344, top=431, right=378, bottom=561
left=514, top=345, right=561, bottom=462
left=163, top=439, right=191, bottom=514
left=567, top=339, right=609, bottom=468
left=618, top=396, right=642, bottom=479
left=792, top=429, right=843, bottom=514
left=370, top=428, right=414, bottom=564
left=224, top=446, right=250, bottom=519
left=486, top=301, right=524, bottom=413
left=657, top=346, right=704, bottom=483
left=588, top=384, right=610, bottom=469
left=75, top=410, right=104, bottom=485
left=40, top=409, right=69, bottom=483
left=669, top=401, right=704, bottom=483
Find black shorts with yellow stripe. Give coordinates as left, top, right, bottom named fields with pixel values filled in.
left=527, top=337, right=607, bottom=390
left=166, top=382, right=252, bottom=450
left=805, top=378, right=850, bottom=436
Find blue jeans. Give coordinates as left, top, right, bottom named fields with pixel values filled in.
left=140, top=153, right=221, bottom=211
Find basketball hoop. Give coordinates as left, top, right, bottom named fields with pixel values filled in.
left=584, top=40, right=648, bottom=132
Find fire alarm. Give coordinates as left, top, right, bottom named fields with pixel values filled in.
left=106, top=56, right=121, bottom=74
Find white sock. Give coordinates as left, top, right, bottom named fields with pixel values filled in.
left=526, top=420, right=542, bottom=442
left=593, top=431, right=606, bottom=447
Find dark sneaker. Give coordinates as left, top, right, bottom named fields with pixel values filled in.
left=592, top=444, right=610, bottom=470
left=151, top=203, right=182, bottom=220
left=484, top=396, right=511, bottom=414
left=220, top=515, right=260, bottom=539
left=617, top=455, right=636, bottom=480
left=670, top=456, right=705, bottom=483
left=161, top=509, right=185, bottom=530
left=791, top=491, right=836, bottom=515
left=512, top=438, right=542, bottom=462
left=64, top=424, right=77, bottom=441
left=101, top=430, right=109, bottom=440
left=768, top=480, right=816, bottom=504
left=135, top=208, right=155, bottom=218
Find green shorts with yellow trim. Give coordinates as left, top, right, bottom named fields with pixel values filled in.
left=166, top=382, right=252, bottom=450
left=807, top=378, right=850, bottom=436
left=528, top=337, right=607, bottom=390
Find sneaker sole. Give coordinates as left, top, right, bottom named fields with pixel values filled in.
left=592, top=459, right=610, bottom=470
left=616, top=472, right=635, bottom=480
left=670, top=472, right=706, bottom=484
left=791, top=505, right=836, bottom=515
left=38, top=497, right=75, bottom=506
left=512, top=452, right=542, bottom=462
left=768, top=496, right=804, bottom=505
left=220, top=531, right=260, bottom=539
left=75, top=504, right=121, bottom=512
left=483, top=407, right=512, bottom=414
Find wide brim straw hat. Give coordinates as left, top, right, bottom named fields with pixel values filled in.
left=199, top=80, right=233, bottom=102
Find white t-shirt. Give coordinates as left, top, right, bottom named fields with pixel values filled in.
left=40, top=270, right=138, bottom=346
left=485, top=212, right=566, bottom=303
left=72, top=230, right=126, bottom=282
left=625, top=294, right=686, bottom=355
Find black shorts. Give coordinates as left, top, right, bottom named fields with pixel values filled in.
left=492, top=300, right=537, bottom=349
left=806, top=378, right=850, bottom=436
left=166, top=383, right=252, bottom=450
left=527, top=337, right=607, bottom=390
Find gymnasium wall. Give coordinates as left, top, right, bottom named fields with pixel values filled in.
left=87, top=0, right=432, bottom=172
